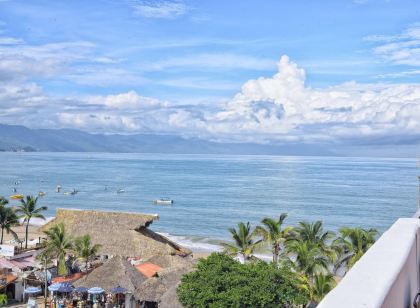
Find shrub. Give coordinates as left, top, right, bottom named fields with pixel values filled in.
left=177, top=252, right=308, bottom=308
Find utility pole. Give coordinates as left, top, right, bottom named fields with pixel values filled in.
left=44, top=256, right=48, bottom=308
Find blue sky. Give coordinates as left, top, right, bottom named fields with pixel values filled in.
left=0, top=0, right=420, bottom=155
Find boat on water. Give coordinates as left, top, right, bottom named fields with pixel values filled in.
left=117, top=189, right=125, bottom=194
left=10, top=194, right=24, bottom=200
left=38, top=191, right=46, bottom=197
left=153, top=198, right=173, bottom=205
left=64, top=189, right=78, bottom=195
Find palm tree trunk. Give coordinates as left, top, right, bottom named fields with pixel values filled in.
left=25, top=219, right=30, bottom=249
left=0, top=227, right=4, bottom=245
left=273, top=245, right=278, bottom=264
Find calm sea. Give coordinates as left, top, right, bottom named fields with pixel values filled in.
left=0, top=152, right=418, bottom=251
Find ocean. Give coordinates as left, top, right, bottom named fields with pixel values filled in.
left=0, top=152, right=418, bottom=252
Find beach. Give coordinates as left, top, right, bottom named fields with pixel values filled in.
left=1, top=224, right=43, bottom=246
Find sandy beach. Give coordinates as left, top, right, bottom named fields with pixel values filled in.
left=1, top=224, right=43, bottom=246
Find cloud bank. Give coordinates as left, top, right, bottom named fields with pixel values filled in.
left=1, top=55, right=419, bottom=149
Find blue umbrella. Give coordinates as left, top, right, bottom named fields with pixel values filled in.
left=111, top=286, right=128, bottom=294
left=24, top=287, right=42, bottom=294
left=48, top=283, right=61, bottom=292
left=88, top=287, right=105, bottom=294
left=74, top=287, right=89, bottom=293
left=58, top=284, right=74, bottom=293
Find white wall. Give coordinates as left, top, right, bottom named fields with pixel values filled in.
left=319, top=218, right=420, bottom=308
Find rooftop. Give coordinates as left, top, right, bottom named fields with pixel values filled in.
left=40, top=208, right=191, bottom=258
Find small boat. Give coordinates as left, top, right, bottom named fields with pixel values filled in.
left=10, top=194, right=24, bottom=200
left=56, top=185, right=62, bottom=193
left=117, top=189, right=125, bottom=194
left=64, top=189, right=78, bottom=196
left=38, top=191, right=46, bottom=197
left=153, top=198, right=173, bottom=205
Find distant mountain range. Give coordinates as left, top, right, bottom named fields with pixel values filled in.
left=0, top=124, right=335, bottom=156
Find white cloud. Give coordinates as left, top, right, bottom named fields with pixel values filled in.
left=370, top=23, right=420, bottom=66
left=146, top=53, right=276, bottom=71
left=0, top=55, right=419, bottom=147
left=202, top=56, right=420, bottom=143
left=131, top=0, right=188, bottom=18
left=0, top=37, right=24, bottom=45
left=87, top=91, right=167, bottom=110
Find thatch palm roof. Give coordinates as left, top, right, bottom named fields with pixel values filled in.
left=135, top=267, right=188, bottom=303
left=40, top=209, right=191, bottom=258
left=159, top=284, right=183, bottom=308
left=74, top=256, right=146, bottom=294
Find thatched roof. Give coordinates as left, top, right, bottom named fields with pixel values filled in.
left=40, top=209, right=191, bottom=258
left=74, top=256, right=147, bottom=295
left=159, top=284, right=183, bottom=308
left=141, top=254, right=193, bottom=269
left=135, top=267, right=188, bottom=303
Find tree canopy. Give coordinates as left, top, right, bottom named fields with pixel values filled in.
left=177, top=252, right=308, bottom=308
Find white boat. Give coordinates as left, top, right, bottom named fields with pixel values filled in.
left=153, top=198, right=173, bottom=205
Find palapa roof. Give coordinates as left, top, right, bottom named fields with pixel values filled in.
left=40, top=209, right=191, bottom=258
left=135, top=267, right=188, bottom=303
left=74, top=256, right=147, bottom=294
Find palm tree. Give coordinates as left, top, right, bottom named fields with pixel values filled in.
left=294, top=221, right=335, bottom=248
left=43, top=223, right=73, bottom=276
left=73, top=234, right=101, bottom=271
left=302, top=272, right=336, bottom=305
left=222, top=222, right=261, bottom=262
left=285, top=240, right=329, bottom=278
left=16, top=196, right=47, bottom=249
left=0, top=207, right=18, bottom=244
left=0, top=197, right=8, bottom=207
left=254, top=213, right=293, bottom=264
left=333, top=227, right=377, bottom=273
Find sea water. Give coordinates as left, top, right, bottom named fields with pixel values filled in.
left=0, top=152, right=418, bottom=252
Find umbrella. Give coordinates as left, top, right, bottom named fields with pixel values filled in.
left=48, top=283, right=61, bottom=292
left=88, top=287, right=105, bottom=294
left=58, top=284, right=74, bottom=293
left=24, top=287, right=42, bottom=294
left=74, top=287, right=89, bottom=293
left=111, top=286, right=128, bottom=294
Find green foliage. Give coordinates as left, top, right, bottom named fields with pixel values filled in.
left=332, top=227, right=378, bottom=273
left=0, top=197, right=8, bottom=207
left=254, top=213, right=292, bottom=264
left=43, top=223, right=73, bottom=276
left=285, top=240, right=329, bottom=278
left=216, top=215, right=378, bottom=306
left=222, top=222, right=262, bottom=262
left=73, top=234, right=101, bottom=270
left=0, top=294, right=7, bottom=305
left=177, top=253, right=308, bottom=308
left=0, top=206, right=18, bottom=244
left=16, top=195, right=47, bottom=248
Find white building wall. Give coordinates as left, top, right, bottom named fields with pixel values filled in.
left=319, top=218, right=420, bottom=308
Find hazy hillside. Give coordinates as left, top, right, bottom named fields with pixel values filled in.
left=0, top=124, right=334, bottom=155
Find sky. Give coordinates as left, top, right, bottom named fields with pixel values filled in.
left=0, top=0, right=420, bottom=156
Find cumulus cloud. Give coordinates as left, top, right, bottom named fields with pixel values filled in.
left=202, top=56, right=420, bottom=143
left=0, top=55, right=419, bottom=147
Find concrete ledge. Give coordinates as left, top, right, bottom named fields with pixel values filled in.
left=319, top=218, right=420, bottom=308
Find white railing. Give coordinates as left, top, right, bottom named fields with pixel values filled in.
left=319, top=218, right=420, bottom=308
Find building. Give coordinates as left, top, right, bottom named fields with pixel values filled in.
left=40, top=209, right=192, bottom=259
